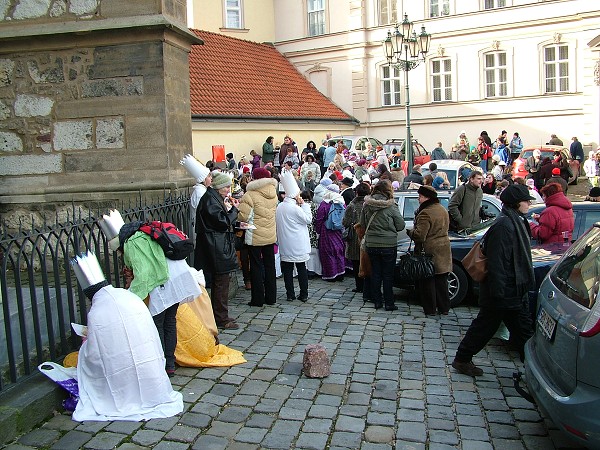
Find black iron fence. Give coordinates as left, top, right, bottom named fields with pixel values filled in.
left=0, top=192, right=191, bottom=393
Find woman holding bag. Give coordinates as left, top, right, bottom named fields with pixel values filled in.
left=406, top=185, right=452, bottom=316
left=358, top=180, right=404, bottom=311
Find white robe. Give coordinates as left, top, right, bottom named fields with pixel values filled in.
left=73, top=285, right=183, bottom=422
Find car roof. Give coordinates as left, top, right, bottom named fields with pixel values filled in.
left=421, top=159, right=477, bottom=170
left=329, top=135, right=370, bottom=140
left=529, top=200, right=600, bottom=212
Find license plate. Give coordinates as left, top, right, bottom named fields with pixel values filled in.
left=537, top=308, right=557, bottom=341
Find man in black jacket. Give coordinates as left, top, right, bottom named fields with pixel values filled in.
left=404, top=164, right=424, bottom=185
left=452, top=184, right=535, bottom=377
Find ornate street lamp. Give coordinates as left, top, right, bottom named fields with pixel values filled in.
left=383, top=14, right=431, bottom=172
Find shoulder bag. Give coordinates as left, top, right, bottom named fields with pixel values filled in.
left=461, top=235, right=488, bottom=282
left=397, top=239, right=435, bottom=282
left=357, top=211, right=379, bottom=278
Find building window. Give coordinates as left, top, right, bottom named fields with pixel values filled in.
left=484, top=0, right=506, bottom=9
left=378, top=0, right=398, bottom=25
left=381, top=65, right=401, bottom=106
left=432, top=59, right=452, bottom=102
left=308, top=0, right=325, bottom=36
left=430, top=0, right=450, bottom=18
left=225, top=0, right=243, bottom=28
left=484, top=52, right=507, bottom=97
left=544, top=44, right=569, bottom=93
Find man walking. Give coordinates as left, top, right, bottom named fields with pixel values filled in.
left=448, top=171, right=484, bottom=231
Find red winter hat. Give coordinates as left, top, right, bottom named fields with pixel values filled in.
left=252, top=167, right=271, bottom=179
left=551, top=167, right=561, bottom=175
left=334, top=170, right=343, bottom=180
left=242, top=166, right=250, bottom=174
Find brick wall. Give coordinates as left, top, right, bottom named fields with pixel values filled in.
left=0, top=0, right=199, bottom=222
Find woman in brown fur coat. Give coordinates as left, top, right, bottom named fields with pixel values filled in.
left=407, top=185, right=452, bottom=315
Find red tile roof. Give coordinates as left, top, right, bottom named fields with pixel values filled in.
left=189, top=29, right=356, bottom=122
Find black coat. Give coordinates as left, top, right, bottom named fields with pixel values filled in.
left=194, top=188, right=239, bottom=274
left=479, top=210, right=533, bottom=309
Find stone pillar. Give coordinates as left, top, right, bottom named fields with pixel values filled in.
left=0, top=0, right=201, bottom=220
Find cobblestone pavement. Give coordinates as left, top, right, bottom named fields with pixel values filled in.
left=4, top=276, right=585, bottom=450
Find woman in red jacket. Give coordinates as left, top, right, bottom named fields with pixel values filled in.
left=530, top=183, right=574, bottom=244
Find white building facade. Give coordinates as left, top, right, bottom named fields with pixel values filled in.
left=193, top=0, right=600, bottom=152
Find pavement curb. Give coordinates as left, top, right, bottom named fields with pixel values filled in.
left=0, top=372, right=67, bottom=446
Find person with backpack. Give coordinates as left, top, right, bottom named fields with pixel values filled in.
left=98, top=209, right=202, bottom=377
left=315, top=183, right=347, bottom=281
left=358, top=180, right=405, bottom=311
left=448, top=171, right=484, bottom=232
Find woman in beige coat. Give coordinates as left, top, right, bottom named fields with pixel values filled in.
left=237, top=167, right=279, bottom=307
left=407, top=185, right=452, bottom=315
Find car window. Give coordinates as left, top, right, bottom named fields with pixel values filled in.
left=402, top=197, right=420, bottom=220
left=370, top=138, right=383, bottom=147
left=439, top=170, right=456, bottom=188
left=356, top=138, right=368, bottom=152
left=581, top=211, right=600, bottom=237
left=551, top=226, right=600, bottom=309
left=481, top=199, right=501, bottom=219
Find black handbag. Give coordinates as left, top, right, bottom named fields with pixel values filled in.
left=396, top=239, right=435, bottom=282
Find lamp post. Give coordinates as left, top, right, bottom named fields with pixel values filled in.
left=383, top=14, right=431, bottom=173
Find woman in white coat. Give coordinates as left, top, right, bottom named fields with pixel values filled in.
left=276, top=170, right=313, bottom=302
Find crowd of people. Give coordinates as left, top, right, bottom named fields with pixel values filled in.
left=50, top=129, right=595, bottom=422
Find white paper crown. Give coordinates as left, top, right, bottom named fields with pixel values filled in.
left=70, top=251, right=106, bottom=290
left=180, top=154, right=210, bottom=183
left=98, top=209, right=125, bottom=251
left=280, top=169, right=300, bottom=198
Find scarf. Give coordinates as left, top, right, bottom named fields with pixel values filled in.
left=501, top=206, right=535, bottom=288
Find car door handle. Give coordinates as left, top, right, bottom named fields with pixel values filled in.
left=547, top=290, right=556, bottom=300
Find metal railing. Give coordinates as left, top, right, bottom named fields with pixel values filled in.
left=0, top=192, right=191, bottom=393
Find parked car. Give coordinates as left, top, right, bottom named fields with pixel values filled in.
left=394, top=198, right=600, bottom=307
left=524, top=222, right=600, bottom=447
left=528, top=201, right=600, bottom=243
left=511, top=145, right=580, bottom=184
left=394, top=190, right=501, bottom=241
left=383, top=138, right=430, bottom=166
left=327, top=136, right=384, bottom=156
left=420, top=160, right=480, bottom=190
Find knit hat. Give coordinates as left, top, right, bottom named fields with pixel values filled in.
left=492, top=154, right=501, bottom=162
left=551, top=167, right=561, bottom=175
left=180, top=154, right=210, bottom=183
left=305, top=153, right=315, bottom=162
left=334, top=170, right=343, bottom=180
left=589, top=187, right=600, bottom=197
left=212, top=172, right=232, bottom=190
left=357, top=158, right=367, bottom=166
left=499, top=160, right=506, bottom=166
left=499, top=184, right=535, bottom=204
left=326, top=184, right=340, bottom=193
left=242, top=166, right=250, bottom=174
left=320, top=178, right=332, bottom=187
left=252, top=167, right=271, bottom=180
left=392, top=181, right=400, bottom=190
left=418, top=185, right=438, bottom=199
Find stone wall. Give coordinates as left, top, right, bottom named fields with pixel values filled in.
left=0, top=0, right=200, bottom=223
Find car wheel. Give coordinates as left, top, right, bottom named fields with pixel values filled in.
left=448, top=262, right=469, bottom=308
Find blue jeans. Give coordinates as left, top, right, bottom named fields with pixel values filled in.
left=367, top=246, right=397, bottom=307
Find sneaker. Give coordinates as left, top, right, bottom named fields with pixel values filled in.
left=452, top=359, right=483, bottom=377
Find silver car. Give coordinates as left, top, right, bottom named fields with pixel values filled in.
left=525, top=223, right=600, bottom=446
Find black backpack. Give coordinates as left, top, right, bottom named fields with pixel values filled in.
left=138, top=221, right=194, bottom=260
